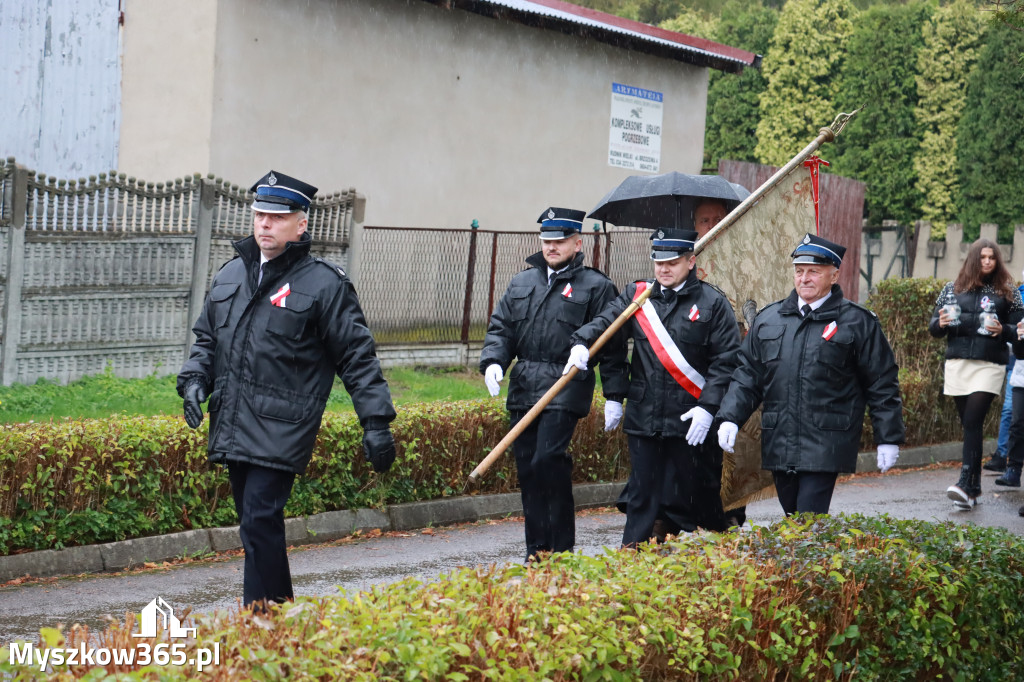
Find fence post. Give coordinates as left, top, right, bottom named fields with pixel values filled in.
left=0, top=164, right=28, bottom=385
left=346, top=192, right=367, bottom=288
left=184, top=179, right=215, bottom=359
left=1, top=165, right=28, bottom=385
left=486, top=231, right=498, bottom=322
left=590, top=222, right=602, bottom=270
left=461, top=220, right=480, bottom=343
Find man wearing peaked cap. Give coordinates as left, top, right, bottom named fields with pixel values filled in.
left=567, top=226, right=741, bottom=546
left=480, top=206, right=628, bottom=563
left=178, top=169, right=397, bottom=608
left=716, top=232, right=905, bottom=516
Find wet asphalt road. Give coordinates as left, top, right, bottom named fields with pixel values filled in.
left=2, top=463, right=1023, bottom=644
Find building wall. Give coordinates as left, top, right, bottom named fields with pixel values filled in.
left=119, top=0, right=218, bottom=181
left=118, top=0, right=710, bottom=230
left=0, top=0, right=121, bottom=177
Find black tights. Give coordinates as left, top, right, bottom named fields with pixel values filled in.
left=953, top=392, right=996, bottom=495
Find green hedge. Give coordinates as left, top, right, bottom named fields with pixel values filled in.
left=0, top=400, right=628, bottom=555
left=3, top=514, right=1021, bottom=680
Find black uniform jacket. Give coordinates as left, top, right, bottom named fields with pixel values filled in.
left=927, top=281, right=1024, bottom=364
left=479, top=251, right=628, bottom=418
left=570, top=269, right=740, bottom=438
left=178, top=233, right=396, bottom=474
left=717, top=285, right=905, bottom=474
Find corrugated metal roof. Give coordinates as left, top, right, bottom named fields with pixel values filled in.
left=420, top=0, right=760, bottom=73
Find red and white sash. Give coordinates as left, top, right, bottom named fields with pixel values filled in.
left=633, top=282, right=704, bottom=399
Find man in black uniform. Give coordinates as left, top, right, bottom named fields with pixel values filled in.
left=715, top=234, right=905, bottom=515
left=178, top=170, right=396, bottom=607
left=480, top=207, right=628, bottom=562
left=567, top=229, right=740, bottom=547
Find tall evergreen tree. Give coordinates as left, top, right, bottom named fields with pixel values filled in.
left=913, top=0, right=986, bottom=239
left=703, top=0, right=779, bottom=168
left=831, top=2, right=933, bottom=226
left=956, top=23, right=1024, bottom=242
left=754, top=0, right=856, bottom=167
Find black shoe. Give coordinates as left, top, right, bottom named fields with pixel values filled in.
left=946, top=484, right=978, bottom=510
left=983, top=455, right=1007, bottom=472
left=995, top=466, right=1022, bottom=487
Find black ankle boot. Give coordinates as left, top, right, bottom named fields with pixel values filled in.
left=995, top=466, right=1022, bottom=487
left=984, top=454, right=1007, bottom=472
left=947, top=465, right=980, bottom=509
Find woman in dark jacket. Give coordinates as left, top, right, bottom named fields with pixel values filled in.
left=929, top=238, right=1024, bottom=509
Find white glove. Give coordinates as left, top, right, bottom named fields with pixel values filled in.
left=562, top=344, right=589, bottom=375
left=717, top=421, right=738, bottom=453
left=484, top=364, right=503, bottom=397
left=680, top=406, right=714, bottom=446
left=604, top=400, right=623, bottom=431
left=876, top=444, right=899, bottom=473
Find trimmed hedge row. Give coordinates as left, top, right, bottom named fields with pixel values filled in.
left=0, top=400, right=628, bottom=555
left=3, top=514, right=1021, bottom=680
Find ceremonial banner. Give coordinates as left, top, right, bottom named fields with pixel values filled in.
left=699, top=163, right=818, bottom=510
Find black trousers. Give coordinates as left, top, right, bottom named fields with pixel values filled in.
left=228, top=462, right=296, bottom=606
left=1004, top=387, right=1024, bottom=468
left=621, top=434, right=729, bottom=548
left=771, top=471, right=839, bottom=515
left=510, top=409, right=579, bottom=560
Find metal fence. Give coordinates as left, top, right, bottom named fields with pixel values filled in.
left=355, top=225, right=656, bottom=344
left=0, top=157, right=357, bottom=384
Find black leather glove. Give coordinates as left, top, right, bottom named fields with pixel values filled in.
left=183, top=380, right=209, bottom=429
left=363, top=428, right=396, bottom=473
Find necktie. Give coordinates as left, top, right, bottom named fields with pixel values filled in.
left=801, top=304, right=811, bottom=317
left=258, top=263, right=265, bottom=287
left=662, top=288, right=676, bottom=304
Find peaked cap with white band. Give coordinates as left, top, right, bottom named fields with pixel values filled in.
left=537, top=207, right=585, bottom=240
left=251, top=170, right=318, bottom=213
left=791, top=233, right=846, bottom=268
left=650, top=228, right=697, bottom=262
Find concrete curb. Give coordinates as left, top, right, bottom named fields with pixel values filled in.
left=0, top=441, right=973, bottom=583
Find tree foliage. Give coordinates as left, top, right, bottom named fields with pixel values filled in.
left=703, top=1, right=779, bottom=167
left=574, top=0, right=689, bottom=23
left=956, top=22, right=1024, bottom=242
left=659, top=6, right=719, bottom=39
left=914, top=0, right=987, bottom=239
left=987, top=0, right=1024, bottom=30
left=755, top=0, right=857, bottom=167
left=831, top=2, right=933, bottom=225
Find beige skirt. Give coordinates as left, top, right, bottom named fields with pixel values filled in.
left=943, top=358, right=1005, bottom=396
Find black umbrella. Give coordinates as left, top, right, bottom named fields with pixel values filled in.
left=588, top=172, right=750, bottom=229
